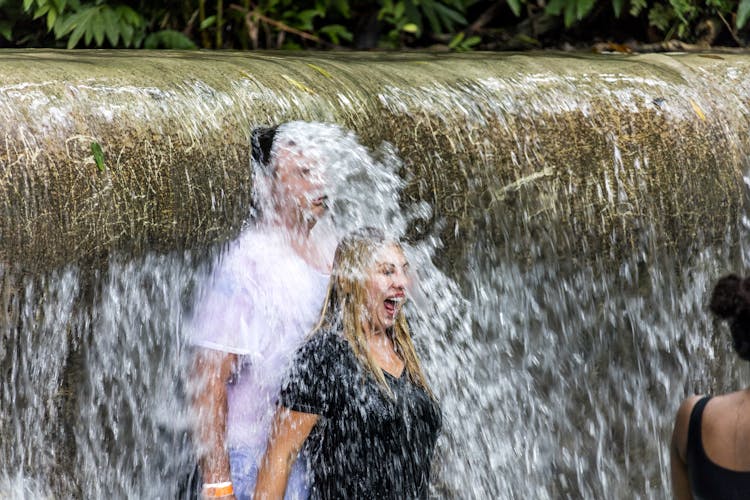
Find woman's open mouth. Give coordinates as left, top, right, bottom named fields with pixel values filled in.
left=311, top=195, right=328, bottom=208
left=383, top=296, right=404, bottom=316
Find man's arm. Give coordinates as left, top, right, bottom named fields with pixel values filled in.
left=190, top=348, right=238, bottom=495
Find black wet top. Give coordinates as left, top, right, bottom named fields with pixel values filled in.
left=687, top=396, right=750, bottom=500
left=279, top=330, right=442, bottom=500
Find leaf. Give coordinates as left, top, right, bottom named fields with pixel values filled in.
left=564, top=1, right=576, bottom=27
left=377, top=0, right=393, bottom=19
left=319, top=24, right=353, bottom=44
left=432, top=2, right=467, bottom=31
left=393, top=1, right=405, bottom=19
left=516, top=33, right=540, bottom=46
left=402, top=22, right=419, bottom=33
left=199, top=15, right=216, bottom=30
left=84, top=24, right=93, bottom=45
left=91, top=141, right=105, bottom=172
left=92, top=11, right=105, bottom=46
left=333, top=0, right=350, bottom=18
left=464, top=35, right=481, bottom=47
left=23, top=0, right=34, bottom=12
left=57, top=11, right=77, bottom=36
left=307, top=63, right=333, bottom=79
left=507, top=0, right=522, bottom=17
left=62, top=6, right=98, bottom=47
left=545, top=0, right=564, bottom=16
left=448, top=32, right=464, bottom=49
left=46, top=8, right=57, bottom=32
left=132, top=30, right=145, bottom=48
left=53, top=13, right=68, bottom=37
left=421, top=1, right=440, bottom=33
left=101, top=7, right=118, bottom=46
left=403, top=0, right=422, bottom=32
left=297, top=9, right=323, bottom=31
left=121, top=23, right=134, bottom=47
left=281, top=74, right=316, bottom=94
left=143, top=30, right=197, bottom=49
left=739, top=0, right=750, bottom=28
left=629, top=0, right=646, bottom=16
left=0, top=21, right=12, bottom=41
left=612, top=0, right=624, bottom=18
left=576, top=0, right=595, bottom=20
left=33, top=4, right=50, bottom=20
left=449, top=32, right=480, bottom=51
left=647, top=3, right=673, bottom=32
left=116, top=6, right=142, bottom=27
left=689, top=98, right=706, bottom=121
left=281, top=40, right=303, bottom=50
left=67, top=21, right=87, bottom=48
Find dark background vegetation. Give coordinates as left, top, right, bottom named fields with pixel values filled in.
left=1, top=0, right=750, bottom=51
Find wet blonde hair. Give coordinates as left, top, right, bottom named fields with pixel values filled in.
left=312, top=228, right=433, bottom=398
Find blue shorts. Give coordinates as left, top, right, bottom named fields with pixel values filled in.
left=229, top=447, right=309, bottom=500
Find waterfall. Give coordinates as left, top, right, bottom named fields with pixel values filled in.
left=2, top=50, right=749, bottom=498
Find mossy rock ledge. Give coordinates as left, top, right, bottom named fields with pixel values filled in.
left=1, top=50, right=748, bottom=271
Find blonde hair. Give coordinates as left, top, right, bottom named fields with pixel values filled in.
left=312, top=228, right=433, bottom=398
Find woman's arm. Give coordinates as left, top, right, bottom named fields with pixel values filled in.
left=190, top=349, right=238, bottom=494
left=254, top=408, right=319, bottom=500
left=671, top=395, right=701, bottom=500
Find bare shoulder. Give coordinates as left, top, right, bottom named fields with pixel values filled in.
left=672, top=394, right=705, bottom=461
left=676, top=394, right=705, bottom=421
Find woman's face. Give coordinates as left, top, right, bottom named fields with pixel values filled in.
left=363, top=243, right=410, bottom=333
left=271, top=140, right=328, bottom=225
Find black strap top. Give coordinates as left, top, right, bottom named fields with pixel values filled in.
left=687, top=396, right=750, bottom=500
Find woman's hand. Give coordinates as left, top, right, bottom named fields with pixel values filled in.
left=254, top=408, right=319, bottom=500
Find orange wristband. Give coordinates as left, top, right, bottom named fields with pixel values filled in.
left=202, top=481, right=234, bottom=497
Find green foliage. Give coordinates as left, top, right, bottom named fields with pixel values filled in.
left=449, top=31, right=481, bottom=50
left=14, top=0, right=145, bottom=47
left=379, top=0, right=419, bottom=44
left=319, top=24, right=352, bottom=44
left=546, top=0, right=596, bottom=27
left=740, top=0, right=750, bottom=28
left=1, top=0, right=750, bottom=50
left=378, top=0, right=468, bottom=46
left=91, top=141, right=105, bottom=172
left=640, top=0, right=737, bottom=41
left=611, top=0, right=623, bottom=17
left=59, top=5, right=145, bottom=48
left=629, top=0, right=647, bottom=16
left=199, top=15, right=215, bottom=30
left=507, top=0, right=523, bottom=17
left=143, top=30, right=197, bottom=49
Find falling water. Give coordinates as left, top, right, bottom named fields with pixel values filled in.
left=2, top=51, right=750, bottom=498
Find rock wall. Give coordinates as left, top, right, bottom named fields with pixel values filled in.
left=1, top=51, right=748, bottom=271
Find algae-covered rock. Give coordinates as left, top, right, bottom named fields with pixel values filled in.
left=0, top=51, right=748, bottom=270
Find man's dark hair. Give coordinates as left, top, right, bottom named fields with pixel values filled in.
left=251, top=126, right=278, bottom=174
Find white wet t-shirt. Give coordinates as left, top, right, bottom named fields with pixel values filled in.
left=188, top=227, right=330, bottom=453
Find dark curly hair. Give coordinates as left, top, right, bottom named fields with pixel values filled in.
left=710, top=274, right=750, bottom=361
left=249, top=125, right=279, bottom=219
left=251, top=125, right=278, bottom=174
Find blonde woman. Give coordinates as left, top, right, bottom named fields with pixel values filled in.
left=255, top=228, right=442, bottom=499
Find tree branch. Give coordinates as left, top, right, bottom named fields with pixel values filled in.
left=228, top=3, right=342, bottom=49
